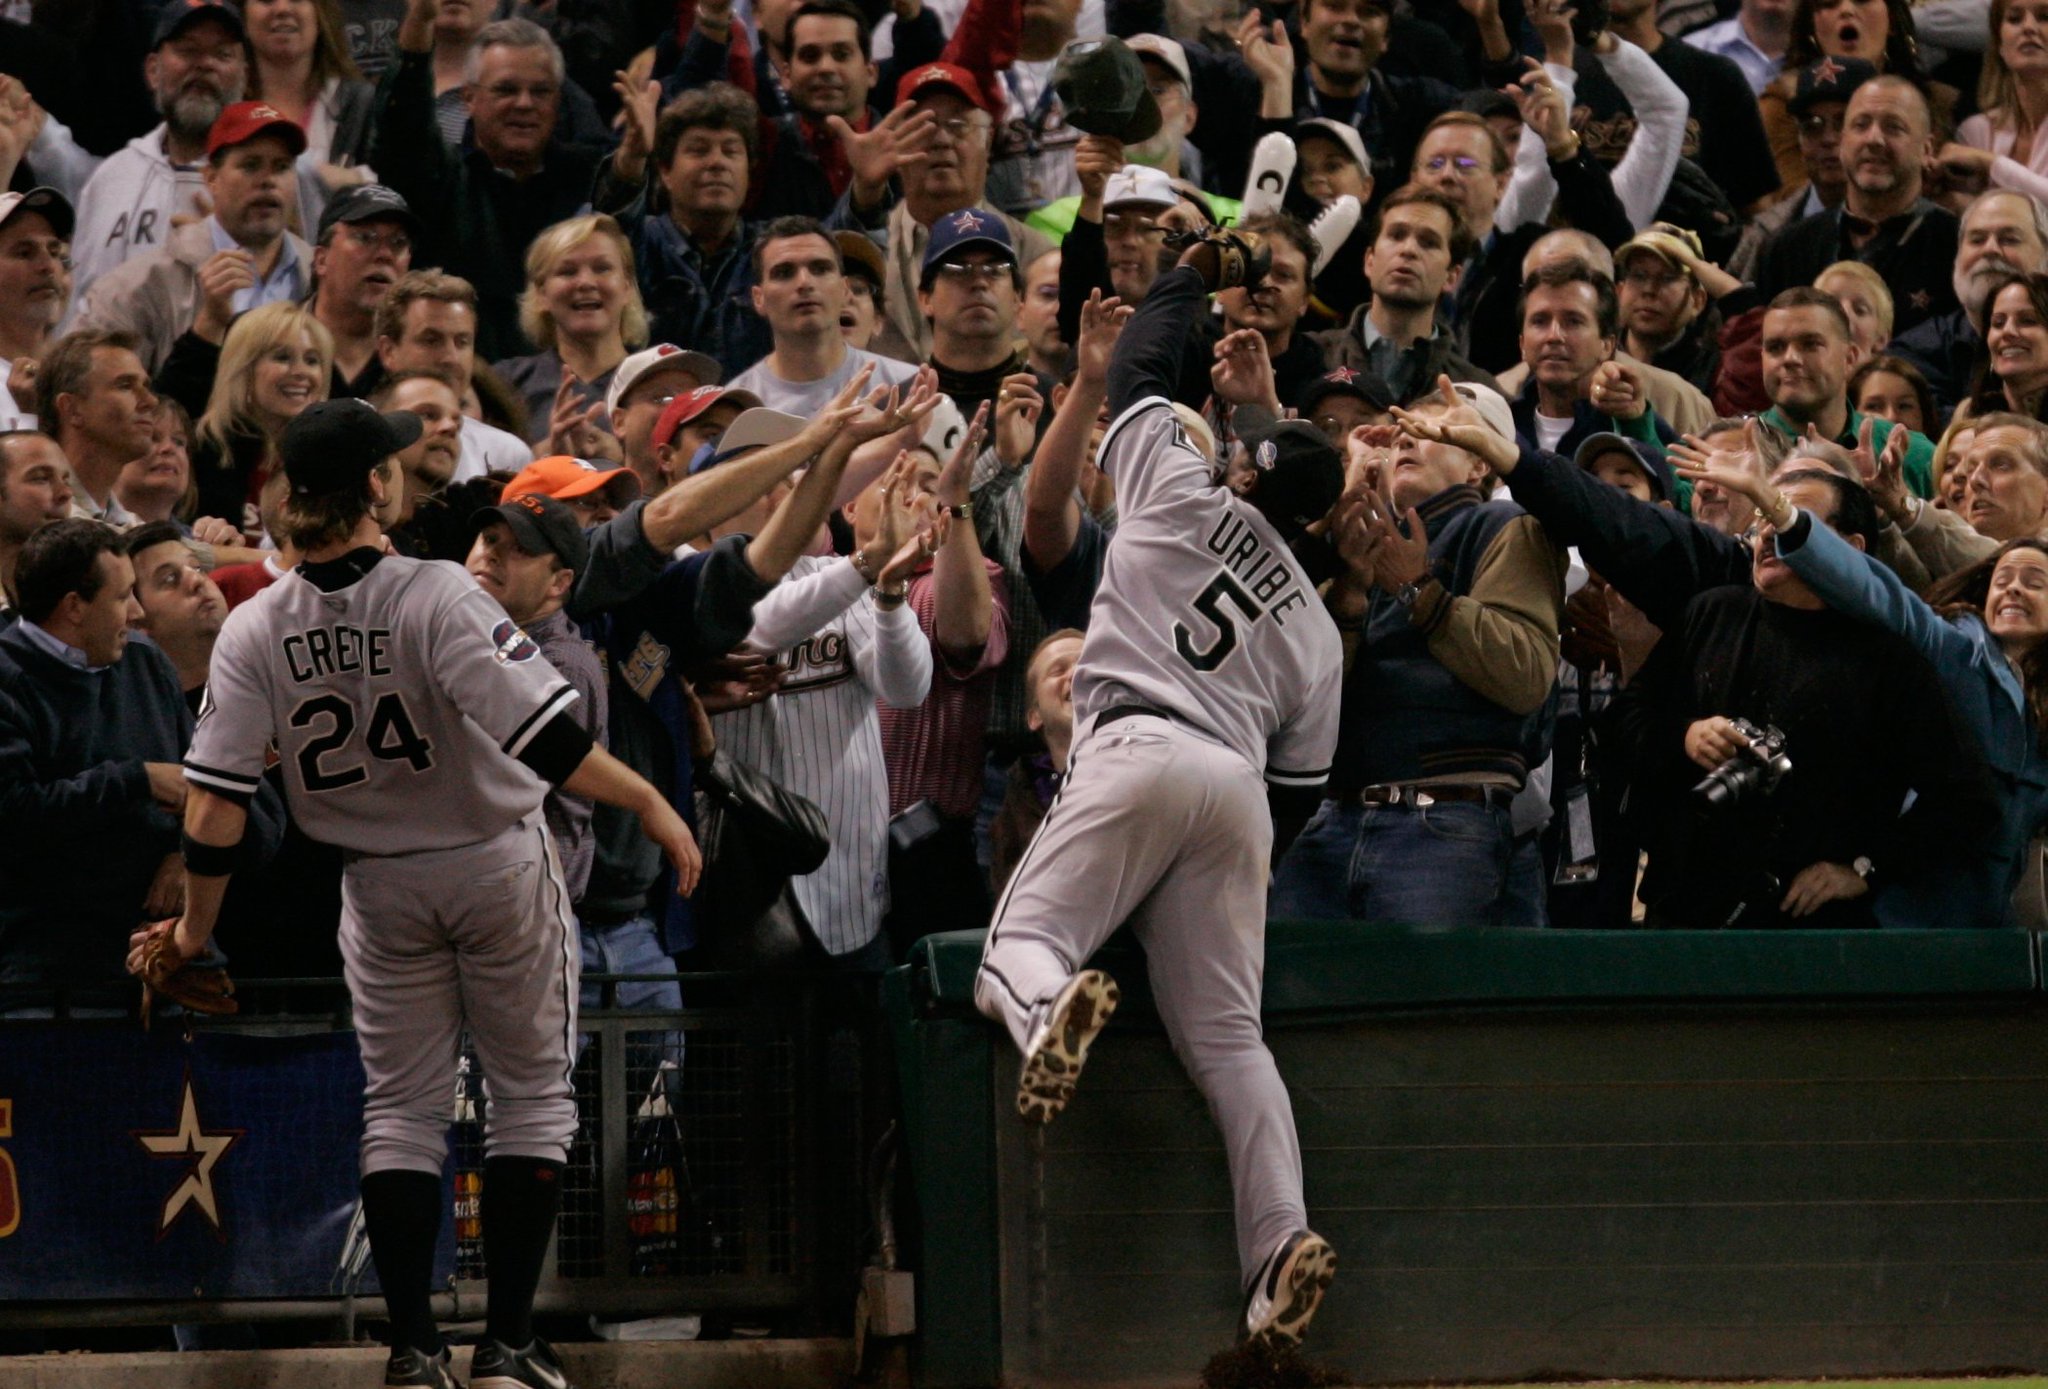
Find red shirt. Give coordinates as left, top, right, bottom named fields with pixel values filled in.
left=878, top=558, right=1010, bottom=819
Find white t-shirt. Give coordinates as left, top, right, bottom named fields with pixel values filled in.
left=727, top=347, right=920, bottom=419
left=1534, top=412, right=1574, bottom=455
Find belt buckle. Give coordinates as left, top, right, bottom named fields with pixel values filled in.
left=1411, top=789, right=1436, bottom=808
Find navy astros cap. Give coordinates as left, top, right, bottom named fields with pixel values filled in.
left=283, top=399, right=423, bottom=497
left=922, top=207, right=1015, bottom=275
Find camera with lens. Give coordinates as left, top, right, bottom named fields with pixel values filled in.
left=1692, top=719, right=1792, bottom=807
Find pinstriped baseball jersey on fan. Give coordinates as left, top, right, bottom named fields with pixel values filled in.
left=186, top=556, right=575, bottom=852
left=1076, top=395, right=1341, bottom=786
left=713, top=554, right=932, bottom=955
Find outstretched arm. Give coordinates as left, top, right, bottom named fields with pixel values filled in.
left=1107, top=264, right=1212, bottom=418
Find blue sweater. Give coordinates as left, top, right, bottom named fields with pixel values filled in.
left=1776, top=513, right=2048, bottom=927
left=0, top=626, right=188, bottom=1001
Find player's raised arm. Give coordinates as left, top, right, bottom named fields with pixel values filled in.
left=1107, top=231, right=1270, bottom=419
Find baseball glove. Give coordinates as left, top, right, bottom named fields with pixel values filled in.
left=1167, top=228, right=1271, bottom=294
left=137, top=928, right=238, bottom=1023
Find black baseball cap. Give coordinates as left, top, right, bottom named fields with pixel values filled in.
left=316, top=183, right=420, bottom=243
left=474, top=493, right=590, bottom=573
left=1788, top=56, right=1878, bottom=115
left=1239, top=418, right=1344, bottom=534
left=152, top=0, right=245, bottom=49
left=282, top=399, right=423, bottom=497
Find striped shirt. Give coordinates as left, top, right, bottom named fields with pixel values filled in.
left=713, top=555, right=932, bottom=955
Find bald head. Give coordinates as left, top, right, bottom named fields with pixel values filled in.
left=1842, top=76, right=1932, bottom=212
left=1522, top=228, right=1615, bottom=283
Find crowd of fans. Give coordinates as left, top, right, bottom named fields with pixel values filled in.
left=14, top=0, right=2048, bottom=1020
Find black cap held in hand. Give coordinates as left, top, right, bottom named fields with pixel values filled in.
left=1054, top=37, right=1162, bottom=145
left=283, top=400, right=424, bottom=497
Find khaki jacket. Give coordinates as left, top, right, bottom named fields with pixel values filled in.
left=72, top=219, right=313, bottom=375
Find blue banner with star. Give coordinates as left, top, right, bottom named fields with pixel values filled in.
left=0, top=1025, right=452, bottom=1300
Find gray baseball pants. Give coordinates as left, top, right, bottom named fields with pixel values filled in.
left=975, top=715, right=1305, bottom=1283
left=340, top=812, right=581, bottom=1176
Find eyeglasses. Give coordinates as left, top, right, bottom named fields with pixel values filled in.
left=928, top=116, right=991, bottom=144
left=1423, top=154, right=1484, bottom=174
left=934, top=261, right=1011, bottom=284
left=1796, top=112, right=1844, bottom=136
left=1620, top=268, right=1685, bottom=290
left=341, top=226, right=412, bottom=255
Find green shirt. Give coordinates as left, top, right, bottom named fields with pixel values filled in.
left=1024, top=190, right=1246, bottom=245
left=1758, top=405, right=1936, bottom=499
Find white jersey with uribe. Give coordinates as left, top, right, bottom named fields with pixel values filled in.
left=185, top=555, right=576, bottom=854
left=1075, top=396, right=1343, bottom=789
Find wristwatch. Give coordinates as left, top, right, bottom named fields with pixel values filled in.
left=1852, top=855, right=1876, bottom=887
left=1394, top=579, right=1424, bottom=609
left=943, top=502, right=972, bottom=520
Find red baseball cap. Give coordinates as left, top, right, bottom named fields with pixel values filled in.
left=206, top=101, right=308, bottom=160
left=896, top=62, right=988, bottom=113
left=651, top=385, right=765, bottom=451
left=502, top=455, right=643, bottom=504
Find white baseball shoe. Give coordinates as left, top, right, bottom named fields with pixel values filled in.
left=1016, top=969, right=1120, bottom=1124
left=1242, top=1229, right=1337, bottom=1348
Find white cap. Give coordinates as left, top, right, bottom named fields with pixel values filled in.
left=604, top=343, right=723, bottom=420
left=1103, top=164, right=1178, bottom=212
left=1295, top=118, right=1371, bottom=178
left=1449, top=380, right=1516, bottom=446
left=921, top=396, right=969, bottom=458
left=1125, top=33, right=1190, bottom=88
left=0, top=187, right=73, bottom=240
left=710, top=407, right=809, bottom=461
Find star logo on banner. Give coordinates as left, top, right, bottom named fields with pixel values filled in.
left=133, top=1072, right=242, bottom=1241
left=1808, top=56, right=1844, bottom=85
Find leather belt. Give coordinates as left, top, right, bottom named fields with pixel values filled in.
left=1097, top=704, right=1171, bottom=729
left=1358, top=783, right=1511, bottom=809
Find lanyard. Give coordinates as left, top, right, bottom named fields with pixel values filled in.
left=1002, top=67, right=1060, bottom=160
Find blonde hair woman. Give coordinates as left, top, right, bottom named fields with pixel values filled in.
left=193, top=302, right=335, bottom=539
left=1939, top=0, right=2048, bottom=208
left=1815, top=260, right=1894, bottom=357
left=493, top=213, right=648, bottom=453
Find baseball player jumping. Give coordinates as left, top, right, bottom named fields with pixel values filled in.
left=973, top=241, right=1347, bottom=1347
left=129, top=399, right=702, bottom=1389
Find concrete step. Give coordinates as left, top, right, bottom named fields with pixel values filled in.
left=0, top=1337, right=853, bottom=1389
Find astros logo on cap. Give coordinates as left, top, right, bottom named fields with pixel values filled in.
left=949, top=210, right=987, bottom=233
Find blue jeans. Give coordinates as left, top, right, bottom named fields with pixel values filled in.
left=577, top=915, right=684, bottom=1104
left=1270, top=798, right=1527, bottom=928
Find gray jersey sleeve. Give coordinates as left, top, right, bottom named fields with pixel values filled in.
left=419, top=569, right=580, bottom=760
left=185, top=601, right=279, bottom=802
left=1266, top=651, right=1340, bottom=790
left=1099, top=396, right=1213, bottom=521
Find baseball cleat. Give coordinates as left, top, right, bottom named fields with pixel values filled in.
left=1242, top=1229, right=1337, bottom=1348
left=470, top=1337, right=571, bottom=1389
left=384, top=1345, right=460, bottom=1388
left=1016, top=969, right=1120, bottom=1124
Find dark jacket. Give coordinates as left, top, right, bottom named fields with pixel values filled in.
left=1754, top=199, right=1961, bottom=337
left=191, top=422, right=276, bottom=542
left=1621, top=581, right=2000, bottom=929
left=372, top=49, right=610, bottom=361
left=593, top=154, right=770, bottom=380
left=0, top=628, right=187, bottom=1003
left=1313, top=303, right=1501, bottom=404
left=1510, top=377, right=1678, bottom=458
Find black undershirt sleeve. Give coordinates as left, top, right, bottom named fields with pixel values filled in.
left=519, top=708, right=596, bottom=786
